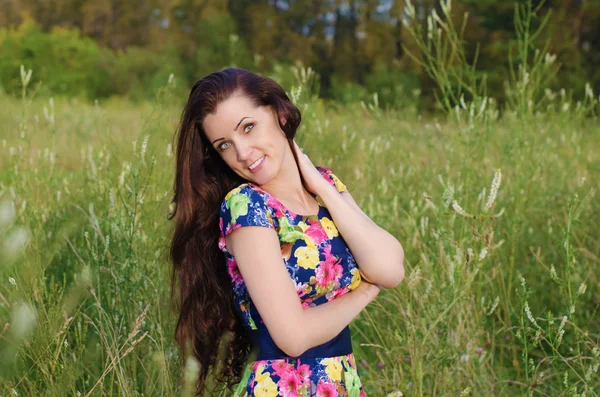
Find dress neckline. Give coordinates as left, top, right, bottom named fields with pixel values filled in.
left=247, top=183, right=322, bottom=218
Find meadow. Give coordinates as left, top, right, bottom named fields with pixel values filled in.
left=0, top=61, right=598, bottom=396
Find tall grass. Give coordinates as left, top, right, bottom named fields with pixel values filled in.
left=1, top=1, right=599, bottom=395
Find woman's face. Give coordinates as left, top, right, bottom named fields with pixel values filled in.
left=202, top=93, right=289, bottom=186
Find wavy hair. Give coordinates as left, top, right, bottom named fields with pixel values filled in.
left=168, top=68, right=304, bottom=395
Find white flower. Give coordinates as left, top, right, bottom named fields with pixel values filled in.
left=484, top=169, right=502, bottom=213
left=585, top=82, right=593, bottom=99
left=478, top=248, right=488, bottom=260
left=544, top=53, right=556, bottom=64
left=452, top=200, right=473, bottom=218
left=140, top=135, right=149, bottom=161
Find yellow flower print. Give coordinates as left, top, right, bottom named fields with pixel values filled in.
left=254, top=365, right=279, bottom=397
left=255, top=364, right=269, bottom=383
left=321, top=357, right=343, bottom=382
left=330, top=173, right=347, bottom=192
left=298, top=221, right=310, bottom=232
left=348, top=267, right=361, bottom=290
left=320, top=217, right=339, bottom=239
left=295, top=244, right=320, bottom=270
left=224, top=186, right=242, bottom=201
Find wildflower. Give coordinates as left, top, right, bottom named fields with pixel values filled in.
left=377, top=361, right=384, bottom=369
left=585, top=82, right=594, bottom=99
left=524, top=302, right=541, bottom=329
left=386, top=391, right=404, bottom=397
left=360, top=359, right=368, bottom=368
left=544, top=53, right=556, bottom=64
left=452, top=200, right=473, bottom=218
left=557, top=315, right=568, bottom=347
left=440, top=0, right=451, bottom=14
left=478, top=248, right=488, bottom=260
left=487, top=296, right=499, bottom=315
left=166, top=143, right=172, bottom=157
left=476, top=347, right=484, bottom=355
left=460, top=354, right=469, bottom=362
left=578, top=283, right=587, bottom=296
left=484, top=169, right=502, bottom=213
left=549, top=264, right=558, bottom=281
left=9, top=277, right=17, bottom=288
left=405, top=0, right=416, bottom=19
left=20, top=64, right=32, bottom=87
left=140, top=135, right=149, bottom=163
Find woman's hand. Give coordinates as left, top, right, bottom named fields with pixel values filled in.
left=292, top=140, right=332, bottom=196
left=354, top=278, right=381, bottom=302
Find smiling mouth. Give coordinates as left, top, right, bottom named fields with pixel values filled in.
left=248, top=156, right=265, bottom=170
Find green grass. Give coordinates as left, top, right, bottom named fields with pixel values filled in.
left=0, top=68, right=598, bottom=396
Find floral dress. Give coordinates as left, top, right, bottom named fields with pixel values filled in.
left=219, top=167, right=366, bottom=397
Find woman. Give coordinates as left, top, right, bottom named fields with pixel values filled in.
left=169, top=67, right=405, bottom=396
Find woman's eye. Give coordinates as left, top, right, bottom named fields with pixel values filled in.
left=219, top=142, right=231, bottom=151
left=244, top=123, right=254, bottom=133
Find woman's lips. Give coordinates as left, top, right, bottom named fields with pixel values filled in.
left=248, top=156, right=265, bottom=173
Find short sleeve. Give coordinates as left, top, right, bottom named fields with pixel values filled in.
left=218, top=184, right=276, bottom=253
left=316, top=166, right=348, bottom=193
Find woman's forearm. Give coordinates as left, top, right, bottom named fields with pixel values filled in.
left=294, top=282, right=379, bottom=356
left=318, top=183, right=405, bottom=288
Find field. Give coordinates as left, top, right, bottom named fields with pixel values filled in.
left=0, top=70, right=599, bottom=397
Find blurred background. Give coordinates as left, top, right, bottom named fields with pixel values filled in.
left=1, top=0, right=599, bottom=109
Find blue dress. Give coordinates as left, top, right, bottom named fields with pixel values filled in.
left=218, top=167, right=366, bottom=397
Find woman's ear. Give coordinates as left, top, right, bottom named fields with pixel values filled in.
left=279, top=112, right=287, bottom=126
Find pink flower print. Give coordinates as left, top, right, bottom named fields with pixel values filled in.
left=272, top=360, right=293, bottom=377
left=278, top=367, right=303, bottom=397
left=360, top=392, right=366, bottom=397
left=322, top=244, right=340, bottom=264
left=316, top=379, right=337, bottom=397
left=267, top=195, right=286, bottom=218
left=296, top=363, right=312, bottom=381
left=327, top=287, right=348, bottom=301
left=226, top=257, right=243, bottom=286
left=301, top=299, right=313, bottom=309
left=315, top=257, right=343, bottom=290
left=304, top=222, right=328, bottom=246
left=225, top=222, right=242, bottom=237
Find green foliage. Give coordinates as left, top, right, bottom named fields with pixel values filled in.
left=0, top=22, right=187, bottom=102
left=0, top=22, right=108, bottom=98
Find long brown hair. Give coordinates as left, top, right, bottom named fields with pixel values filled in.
left=168, top=68, right=305, bottom=395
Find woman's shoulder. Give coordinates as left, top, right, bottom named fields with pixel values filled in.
left=222, top=183, right=268, bottom=207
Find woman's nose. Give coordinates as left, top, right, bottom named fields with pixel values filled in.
left=235, top=144, right=252, bottom=163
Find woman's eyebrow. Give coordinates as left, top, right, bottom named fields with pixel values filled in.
left=234, top=116, right=251, bottom=131
left=211, top=116, right=252, bottom=145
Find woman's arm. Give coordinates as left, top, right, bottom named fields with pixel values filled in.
left=292, top=141, right=404, bottom=289
left=227, top=226, right=380, bottom=358
left=318, top=185, right=405, bottom=289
